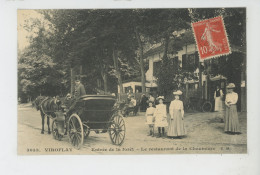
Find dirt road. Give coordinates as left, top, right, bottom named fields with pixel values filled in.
left=18, top=104, right=247, bottom=155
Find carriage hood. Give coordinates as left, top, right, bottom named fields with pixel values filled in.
left=79, top=95, right=116, bottom=101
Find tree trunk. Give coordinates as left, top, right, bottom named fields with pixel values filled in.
left=113, top=48, right=123, bottom=94
left=205, top=60, right=210, bottom=100
left=135, top=27, right=146, bottom=93
left=101, top=68, right=108, bottom=93
left=199, top=61, right=203, bottom=97
left=162, top=35, right=170, bottom=60
left=70, top=67, right=75, bottom=95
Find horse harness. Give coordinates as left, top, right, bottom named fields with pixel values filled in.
left=40, top=97, right=58, bottom=118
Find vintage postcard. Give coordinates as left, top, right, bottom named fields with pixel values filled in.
left=17, top=8, right=247, bottom=155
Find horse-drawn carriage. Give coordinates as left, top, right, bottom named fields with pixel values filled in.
left=51, top=95, right=126, bottom=149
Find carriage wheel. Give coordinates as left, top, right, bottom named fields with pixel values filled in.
left=202, top=101, right=212, bottom=112
left=68, top=114, right=84, bottom=150
left=109, top=114, right=126, bottom=146
left=51, top=120, right=62, bottom=141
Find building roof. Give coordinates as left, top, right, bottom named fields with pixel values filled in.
left=143, top=30, right=246, bottom=59
left=144, top=30, right=195, bottom=58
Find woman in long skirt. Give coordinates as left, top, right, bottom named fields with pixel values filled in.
left=224, top=83, right=240, bottom=134
left=168, top=90, right=186, bottom=138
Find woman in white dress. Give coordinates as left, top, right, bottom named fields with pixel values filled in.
left=214, top=85, right=224, bottom=111
left=214, top=85, right=224, bottom=122
left=145, top=101, right=156, bottom=136
left=168, top=90, right=186, bottom=138
left=153, top=96, right=168, bottom=138
left=224, top=83, right=240, bottom=134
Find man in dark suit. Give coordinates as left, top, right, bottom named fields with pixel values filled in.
left=74, top=80, right=86, bottom=98
left=67, top=80, right=86, bottom=113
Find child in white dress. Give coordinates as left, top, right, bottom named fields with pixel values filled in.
left=154, top=96, right=168, bottom=138
left=145, top=101, right=156, bottom=136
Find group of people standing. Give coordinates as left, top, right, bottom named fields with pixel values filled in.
left=65, top=80, right=240, bottom=137
left=145, top=83, right=241, bottom=139
left=145, top=90, right=186, bottom=139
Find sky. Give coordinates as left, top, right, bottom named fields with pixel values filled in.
left=17, top=10, right=44, bottom=51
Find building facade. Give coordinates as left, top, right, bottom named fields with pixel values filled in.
left=121, top=32, right=246, bottom=112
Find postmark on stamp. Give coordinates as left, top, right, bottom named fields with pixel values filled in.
left=192, top=16, right=231, bottom=60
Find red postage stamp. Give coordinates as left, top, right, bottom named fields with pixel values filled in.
left=192, top=16, right=231, bottom=60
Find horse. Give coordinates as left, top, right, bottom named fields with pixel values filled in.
left=33, top=96, right=62, bottom=134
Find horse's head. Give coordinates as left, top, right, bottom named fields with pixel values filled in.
left=53, top=96, right=63, bottom=111
left=33, top=96, right=45, bottom=111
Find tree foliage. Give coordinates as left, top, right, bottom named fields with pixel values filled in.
left=18, top=8, right=246, bottom=102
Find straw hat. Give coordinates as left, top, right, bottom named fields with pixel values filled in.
left=173, top=90, right=183, bottom=95
left=226, top=83, right=235, bottom=89
left=157, top=96, right=165, bottom=100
